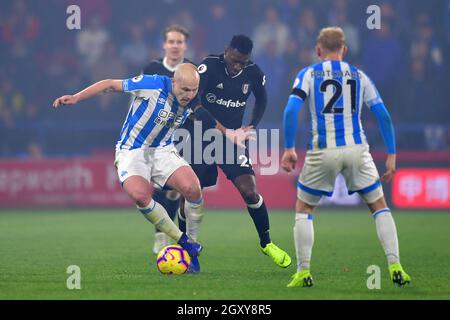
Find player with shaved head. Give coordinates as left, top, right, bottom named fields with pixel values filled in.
left=52, top=63, right=252, bottom=272
left=142, top=25, right=196, bottom=255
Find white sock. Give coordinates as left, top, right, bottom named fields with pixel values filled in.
left=184, top=198, right=204, bottom=242
left=154, top=231, right=169, bottom=245
left=138, top=199, right=182, bottom=242
left=294, top=213, right=314, bottom=272
left=247, top=195, right=263, bottom=209
left=373, top=208, right=400, bottom=264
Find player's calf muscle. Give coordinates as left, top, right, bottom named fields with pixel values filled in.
left=239, top=188, right=259, bottom=204
left=234, top=175, right=259, bottom=204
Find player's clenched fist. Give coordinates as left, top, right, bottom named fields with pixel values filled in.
left=52, top=95, right=79, bottom=108
left=281, top=148, right=297, bottom=173
left=381, top=154, right=396, bottom=183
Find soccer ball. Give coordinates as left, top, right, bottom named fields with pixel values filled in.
left=156, top=245, right=191, bottom=275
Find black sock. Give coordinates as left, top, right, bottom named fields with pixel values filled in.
left=178, top=200, right=187, bottom=234
left=247, top=199, right=271, bottom=248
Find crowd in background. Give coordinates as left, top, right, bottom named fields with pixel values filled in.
left=0, top=0, right=449, bottom=157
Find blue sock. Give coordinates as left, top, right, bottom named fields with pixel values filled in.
left=177, top=233, right=189, bottom=246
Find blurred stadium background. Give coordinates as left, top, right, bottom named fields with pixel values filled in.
left=0, top=0, right=449, bottom=211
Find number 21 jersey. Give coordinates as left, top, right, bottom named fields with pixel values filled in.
left=291, top=60, right=384, bottom=150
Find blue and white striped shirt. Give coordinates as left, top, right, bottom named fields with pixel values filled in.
left=291, top=60, right=383, bottom=150
left=117, top=75, right=192, bottom=150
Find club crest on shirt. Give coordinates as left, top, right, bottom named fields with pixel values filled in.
left=242, top=83, right=250, bottom=94
left=132, top=75, right=143, bottom=83
left=198, top=64, right=207, bottom=74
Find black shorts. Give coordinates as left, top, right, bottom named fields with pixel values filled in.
left=179, top=120, right=255, bottom=188
left=190, top=146, right=255, bottom=188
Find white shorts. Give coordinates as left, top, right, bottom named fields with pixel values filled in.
left=297, top=144, right=384, bottom=206
left=114, top=144, right=189, bottom=188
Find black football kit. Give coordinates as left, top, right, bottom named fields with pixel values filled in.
left=184, top=54, right=268, bottom=187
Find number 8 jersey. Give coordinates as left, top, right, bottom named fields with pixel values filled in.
left=291, top=60, right=383, bottom=150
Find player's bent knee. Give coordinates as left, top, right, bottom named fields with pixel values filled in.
left=366, top=193, right=388, bottom=213
left=296, top=198, right=316, bottom=214
left=297, top=189, right=321, bottom=208
left=240, top=189, right=259, bottom=205
left=131, top=192, right=151, bottom=208
left=180, top=183, right=202, bottom=202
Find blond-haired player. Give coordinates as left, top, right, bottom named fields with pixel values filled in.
left=281, top=27, right=411, bottom=287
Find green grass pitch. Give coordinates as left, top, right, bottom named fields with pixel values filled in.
left=0, top=209, right=449, bottom=300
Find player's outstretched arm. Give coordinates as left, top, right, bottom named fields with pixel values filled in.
left=281, top=95, right=303, bottom=172
left=52, top=79, right=123, bottom=108
left=370, top=102, right=396, bottom=183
